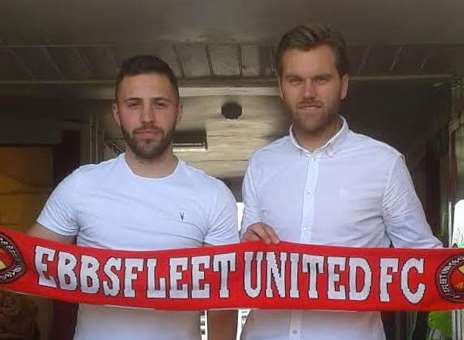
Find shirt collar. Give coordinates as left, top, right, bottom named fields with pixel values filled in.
left=289, top=115, right=349, bottom=157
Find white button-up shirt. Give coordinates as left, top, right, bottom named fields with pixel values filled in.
left=240, top=117, right=441, bottom=340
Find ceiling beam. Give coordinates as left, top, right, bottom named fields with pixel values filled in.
left=0, top=74, right=452, bottom=99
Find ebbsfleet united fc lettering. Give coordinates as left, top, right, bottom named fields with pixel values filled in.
left=33, top=246, right=425, bottom=304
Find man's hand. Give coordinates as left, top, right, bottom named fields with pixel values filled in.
left=241, top=222, right=280, bottom=244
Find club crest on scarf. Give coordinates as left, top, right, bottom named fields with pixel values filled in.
left=0, top=233, right=25, bottom=283
left=437, top=254, right=464, bottom=302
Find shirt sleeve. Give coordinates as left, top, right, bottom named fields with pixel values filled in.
left=383, top=155, right=442, bottom=248
left=36, top=172, right=80, bottom=236
left=204, top=181, right=239, bottom=245
left=240, top=158, right=262, bottom=237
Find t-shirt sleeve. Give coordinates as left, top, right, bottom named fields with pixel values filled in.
left=240, top=158, right=262, bottom=237
left=204, top=181, right=239, bottom=245
left=36, top=172, right=80, bottom=236
left=383, top=155, right=442, bottom=248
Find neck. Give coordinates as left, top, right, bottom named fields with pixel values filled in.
left=124, top=147, right=178, bottom=178
left=293, top=115, right=341, bottom=152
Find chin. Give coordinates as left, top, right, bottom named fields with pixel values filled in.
left=135, top=149, right=165, bottom=160
left=297, top=118, right=325, bottom=131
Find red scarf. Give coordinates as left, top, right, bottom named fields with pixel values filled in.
left=1, top=227, right=462, bottom=311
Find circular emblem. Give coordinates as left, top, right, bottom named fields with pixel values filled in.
left=0, top=233, right=25, bottom=283
left=436, top=254, right=464, bottom=302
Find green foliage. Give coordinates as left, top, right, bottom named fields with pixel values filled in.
left=428, top=311, right=452, bottom=339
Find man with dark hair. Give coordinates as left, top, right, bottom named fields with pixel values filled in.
left=114, top=55, right=180, bottom=101
left=28, top=55, right=239, bottom=340
left=240, top=24, right=441, bottom=340
left=113, top=55, right=180, bottom=161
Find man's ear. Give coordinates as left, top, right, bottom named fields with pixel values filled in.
left=112, top=102, right=121, bottom=127
left=277, top=76, right=284, bottom=101
left=176, top=101, right=183, bottom=124
left=340, top=74, right=349, bottom=100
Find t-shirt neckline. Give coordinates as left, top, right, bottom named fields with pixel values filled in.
left=119, top=153, right=182, bottom=181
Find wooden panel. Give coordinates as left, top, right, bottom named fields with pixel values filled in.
left=392, top=45, right=430, bottom=74
left=48, top=47, right=93, bottom=79
left=241, top=45, right=261, bottom=77
left=0, top=48, right=32, bottom=80
left=177, top=44, right=210, bottom=78
left=209, top=44, right=240, bottom=76
left=12, top=47, right=63, bottom=79
left=362, top=45, right=399, bottom=75
left=80, top=46, right=118, bottom=79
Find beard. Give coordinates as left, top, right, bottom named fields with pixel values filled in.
left=121, top=122, right=175, bottom=160
left=292, top=97, right=341, bottom=135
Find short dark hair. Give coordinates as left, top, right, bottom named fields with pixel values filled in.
left=275, top=24, right=349, bottom=77
left=114, top=55, right=179, bottom=100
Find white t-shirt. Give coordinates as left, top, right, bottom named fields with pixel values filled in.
left=38, top=154, right=239, bottom=340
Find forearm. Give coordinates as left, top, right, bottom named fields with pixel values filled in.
left=27, top=223, right=75, bottom=244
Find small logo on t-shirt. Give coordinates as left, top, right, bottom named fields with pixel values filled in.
left=179, top=212, right=185, bottom=222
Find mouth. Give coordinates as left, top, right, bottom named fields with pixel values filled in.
left=134, top=128, right=163, bottom=138
left=297, top=102, right=323, bottom=111
left=297, top=105, right=323, bottom=113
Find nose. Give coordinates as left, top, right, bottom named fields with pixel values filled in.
left=303, top=80, right=316, bottom=98
left=140, top=104, right=155, bottom=123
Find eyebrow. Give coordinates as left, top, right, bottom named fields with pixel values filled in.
left=313, top=73, right=333, bottom=79
left=283, top=75, right=304, bottom=83
left=284, top=73, right=333, bottom=80
left=284, top=74, right=303, bottom=79
left=123, top=96, right=173, bottom=103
